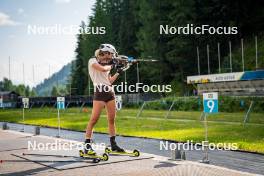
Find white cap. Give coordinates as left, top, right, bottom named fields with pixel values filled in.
left=99, top=44, right=117, bottom=55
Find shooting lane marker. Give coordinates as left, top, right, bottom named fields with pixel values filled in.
left=115, top=95, right=122, bottom=111
left=56, top=97, right=65, bottom=138
left=21, top=98, right=29, bottom=132
left=201, top=92, right=218, bottom=164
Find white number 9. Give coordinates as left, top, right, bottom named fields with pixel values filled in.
left=207, top=100, right=214, bottom=112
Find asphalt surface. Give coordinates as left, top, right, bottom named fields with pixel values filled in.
left=0, top=129, right=261, bottom=176
left=0, top=122, right=264, bottom=175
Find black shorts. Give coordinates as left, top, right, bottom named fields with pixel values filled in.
left=93, top=85, right=115, bottom=102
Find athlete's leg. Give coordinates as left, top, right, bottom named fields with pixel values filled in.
left=85, top=100, right=105, bottom=139
left=105, top=99, right=116, bottom=136
left=105, top=99, right=124, bottom=152
left=84, top=100, right=105, bottom=154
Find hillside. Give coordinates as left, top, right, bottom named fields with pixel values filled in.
left=35, top=62, right=72, bottom=96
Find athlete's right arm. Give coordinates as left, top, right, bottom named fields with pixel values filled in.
left=92, top=63, right=112, bottom=72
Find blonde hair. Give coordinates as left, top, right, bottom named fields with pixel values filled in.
left=94, top=49, right=100, bottom=58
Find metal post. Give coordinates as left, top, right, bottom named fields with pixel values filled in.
left=79, top=102, right=85, bottom=113
left=201, top=113, right=209, bottom=163
left=197, top=46, right=200, bottom=75
left=165, top=100, right=175, bottom=118
left=23, top=63, right=25, bottom=85
left=21, top=108, right=25, bottom=132
left=2, top=122, right=8, bottom=130
left=244, top=101, right=254, bottom=124
left=171, top=146, right=183, bottom=160
left=39, top=102, right=45, bottom=112
left=241, top=38, right=244, bottom=72
left=29, top=102, right=34, bottom=111
left=34, top=126, right=40, bottom=135
left=66, top=102, right=71, bottom=109
left=229, top=41, right=232, bottom=72
left=136, top=101, right=146, bottom=118
left=57, top=109, right=61, bottom=138
left=207, top=45, right=210, bottom=74
left=200, top=111, right=205, bottom=121
left=217, top=43, right=221, bottom=73
left=23, top=63, right=25, bottom=95
left=136, top=63, right=139, bottom=83
left=69, top=83, right=71, bottom=99
left=136, top=63, right=140, bottom=104
left=255, top=36, right=258, bottom=70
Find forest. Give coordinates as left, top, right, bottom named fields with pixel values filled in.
left=71, top=0, right=264, bottom=96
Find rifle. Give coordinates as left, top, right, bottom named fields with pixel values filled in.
left=112, top=55, right=158, bottom=71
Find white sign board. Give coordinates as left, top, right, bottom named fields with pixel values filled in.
left=57, top=97, right=65, bottom=109
left=115, top=95, right=122, bottom=111
left=187, top=72, right=244, bottom=84
left=22, top=98, right=29, bottom=109
left=203, top=92, right=218, bottom=113
left=57, top=97, right=65, bottom=102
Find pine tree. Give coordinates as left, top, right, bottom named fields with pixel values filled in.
left=51, top=86, right=58, bottom=96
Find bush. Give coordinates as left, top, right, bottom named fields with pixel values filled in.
left=123, top=96, right=264, bottom=113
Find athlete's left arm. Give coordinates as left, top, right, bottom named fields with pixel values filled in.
left=108, top=73, right=119, bottom=84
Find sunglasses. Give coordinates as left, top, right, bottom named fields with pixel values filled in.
left=99, top=51, right=112, bottom=56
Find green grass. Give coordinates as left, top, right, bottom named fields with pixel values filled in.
left=0, top=108, right=264, bottom=154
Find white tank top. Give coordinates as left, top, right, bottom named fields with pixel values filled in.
left=88, top=58, right=112, bottom=86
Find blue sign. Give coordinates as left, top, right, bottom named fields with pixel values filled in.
left=1, top=102, right=12, bottom=108
left=57, top=102, right=65, bottom=109
left=57, top=97, right=65, bottom=110
left=203, top=92, right=218, bottom=113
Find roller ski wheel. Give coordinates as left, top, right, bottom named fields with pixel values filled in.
left=133, top=149, right=140, bottom=157
left=102, top=153, right=109, bottom=161
left=105, top=147, right=111, bottom=153
left=79, top=150, right=109, bottom=162
left=92, top=158, right=100, bottom=163
left=105, top=147, right=140, bottom=157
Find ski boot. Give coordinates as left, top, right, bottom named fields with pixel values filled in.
left=79, top=140, right=109, bottom=163
left=105, top=136, right=140, bottom=157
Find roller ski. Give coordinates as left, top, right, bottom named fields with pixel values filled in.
left=79, top=140, right=108, bottom=163
left=105, top=136, right=140, bottom=157
left=79, top=150, right=108, bottom=163
left=105, top=146, right=140, bottom=157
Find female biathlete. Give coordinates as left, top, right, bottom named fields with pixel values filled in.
left=84, top=44, right=125, bottom=155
